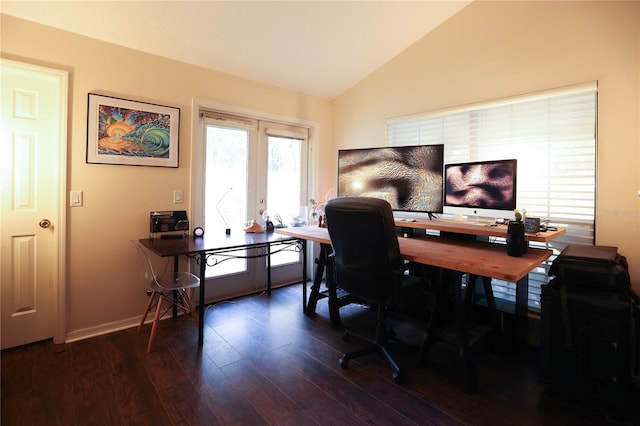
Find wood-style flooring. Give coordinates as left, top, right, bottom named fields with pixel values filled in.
left=2, top=283, right=637, bottom=425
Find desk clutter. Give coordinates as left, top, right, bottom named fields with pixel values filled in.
left=243, top=219, right=264, bottom=233
left=149, top=210, right=189, bottom=239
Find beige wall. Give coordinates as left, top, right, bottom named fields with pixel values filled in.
left=2, top=0, right=639, bottom=341
left=333, top=1, right=640, bottom=291
left=1, top=14, right=334, bottom=339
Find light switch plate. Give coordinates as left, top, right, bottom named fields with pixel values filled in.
left=70, top=190, right=83, bottom=207
left=173, top=190, right=183, bottom=204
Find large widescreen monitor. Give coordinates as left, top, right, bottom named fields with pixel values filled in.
left=443, top=158, right=518, bottom=221
left=337, top=144, right=444, bottom=217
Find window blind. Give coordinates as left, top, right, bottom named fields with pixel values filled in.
left=201, top=110, right=257, bottom=130
left=387, top=82, right=598, bottom=311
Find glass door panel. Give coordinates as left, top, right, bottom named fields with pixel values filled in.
left=266, top=135, right=304, bottom=267
left=205, top=125, right=248, bottom=278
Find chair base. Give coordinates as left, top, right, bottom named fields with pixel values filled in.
left=339, top=329, right=403, bottom=384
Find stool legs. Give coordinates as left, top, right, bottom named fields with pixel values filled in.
left=181, top=289, right=199, bottom=327
left=139, top=289, right=199, bottom=353
left=138, top=291, right=157, bottom=333
left=147, top=294, right=164, bottom=353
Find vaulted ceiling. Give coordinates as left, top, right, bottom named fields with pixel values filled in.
left=2, top=1, right=471, bottom=99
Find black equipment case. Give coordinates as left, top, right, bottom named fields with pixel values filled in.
left=548, top=244, right=631, bottom=292
left=540, top=245, right=639, bottom=410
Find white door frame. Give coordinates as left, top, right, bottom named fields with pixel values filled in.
left=1, top=58, right=68, bottom=345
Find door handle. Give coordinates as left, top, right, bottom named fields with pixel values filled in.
left=39, top=219, right=51, bottom=228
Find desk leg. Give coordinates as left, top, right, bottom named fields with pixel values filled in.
left=173, top=256, right=180, bottom=318
left=305, top=243, right=341, bottom=328
left=301, top=239, right=308, bottom=314
left=306, top=243, right=328, bottom=316
left=419, top=268, right=446, bottom=365
left=198, top=251, right=206, bottom=347
left=419, top=269, right=477, bottom=393
left=515, top=275, right=529, bottom=345
left=450, top=270, right=477, bottom=393
left=466, top=275, right=498, bottom=331
left=325, top=254, right=342, bottom=329
left=266, top=243, right=272, bottom=296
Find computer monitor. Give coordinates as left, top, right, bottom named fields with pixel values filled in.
left=337, top=144, right=444, bottom=218
left=443, top=159, right=517, bottom=221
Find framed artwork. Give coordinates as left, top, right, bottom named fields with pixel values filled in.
left=86, top=93, right=180, bottom=167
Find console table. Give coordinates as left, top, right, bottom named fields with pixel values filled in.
left=139, top=232, right=305, bottom=346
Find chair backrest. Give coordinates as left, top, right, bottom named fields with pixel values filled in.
left=324, top=197, right=403, bottom=303
left=132, top=240, right=159, bottom=289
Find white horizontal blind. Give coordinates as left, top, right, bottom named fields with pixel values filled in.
left=201, top=110, right=257, bottom=130
left=387, top=83, right=597, bottom=311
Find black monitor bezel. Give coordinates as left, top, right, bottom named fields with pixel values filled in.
left=443, top=158, right=518, bottom=212
left=337, top=144, right=445, bottom=214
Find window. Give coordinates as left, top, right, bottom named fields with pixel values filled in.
left=387, top=82, right=598, bottom=311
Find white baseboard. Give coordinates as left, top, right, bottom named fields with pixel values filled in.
left=64, top=311, right=191, bottom=344
left=64, top=316, right=141, bottom=343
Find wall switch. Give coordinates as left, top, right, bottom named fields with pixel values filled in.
left=70, top=190, right=83, bottom=207
left=173, top=190, right=183, bottom=204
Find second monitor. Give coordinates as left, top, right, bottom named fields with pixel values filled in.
left=443, top=158, right=518, bottom=221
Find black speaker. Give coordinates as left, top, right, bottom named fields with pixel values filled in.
left=506, top=220, right=527, bottom=257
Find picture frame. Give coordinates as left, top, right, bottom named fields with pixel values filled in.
left=525, top=217, right=541, bottom=233
left=86, top=93, right=180, bottom=167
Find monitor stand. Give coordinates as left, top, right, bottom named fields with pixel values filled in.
left=468, top=216, right=496, bottom=226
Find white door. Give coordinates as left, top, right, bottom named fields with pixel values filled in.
left=0, top=59, right=67, bottom=349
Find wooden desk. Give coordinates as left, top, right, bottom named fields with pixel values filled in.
left=395, top=217, right=566, bottom=243
left=139, top=232, right=304, bottom=346
left=400, top=235, right=552, bottom=283
left=276, top=226, right=553, bottom=341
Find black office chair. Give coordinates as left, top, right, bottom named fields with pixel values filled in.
left=324, top=197, right=425, bottom=383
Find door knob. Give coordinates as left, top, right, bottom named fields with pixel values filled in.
left=39, top=219, right=51, bottom=228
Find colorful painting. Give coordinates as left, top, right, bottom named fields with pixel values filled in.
left=87, top=94, right=180, bottom=167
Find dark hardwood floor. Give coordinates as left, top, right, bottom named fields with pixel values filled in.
left=2, top=283, right=637, bottom=425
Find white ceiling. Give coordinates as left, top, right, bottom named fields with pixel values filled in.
left=1, top=1, right=471, bottom=99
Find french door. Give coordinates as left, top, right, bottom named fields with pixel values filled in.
left=198, top=113, right=308, bottom=302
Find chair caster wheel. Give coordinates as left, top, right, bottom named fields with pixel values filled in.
left=392, top=371, right=403, bottom=384
left=339, top=356, right=349, bottom=369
